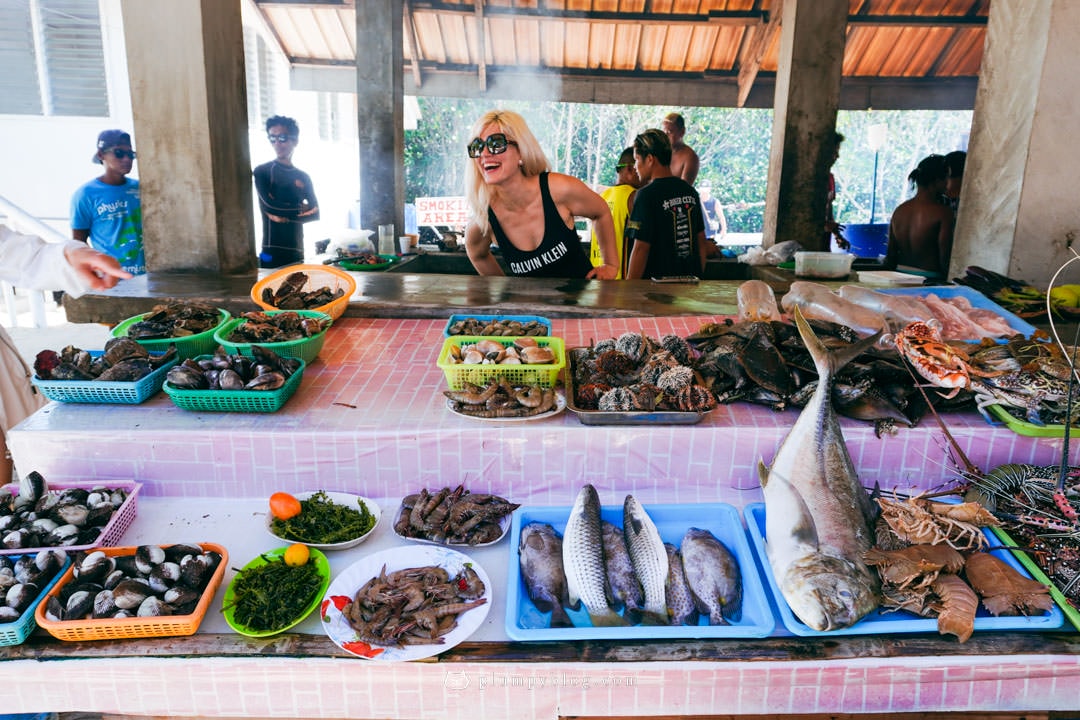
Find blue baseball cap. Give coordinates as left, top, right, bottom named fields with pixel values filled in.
left=93, top=129, right=132, bottom=163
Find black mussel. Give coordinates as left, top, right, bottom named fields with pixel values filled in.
left=75, top=550, right=114, bottom=583
left=64, top=588, right=94, bottom=619
left=93, top=589, right=118, bottom=618
left=44, top=594, right=63, bottom=622
left=208, top=353, right=232, bottom=370
left=112, top=578, right=151, bottom=610
left=137, top=596, right=172, bottom=617
left=96, top=358, right=154, bottom=382
left=0, top=606, right=21, bottom=623
left=46, top=523, right=79, bottom=547
left=230, top=355, right=253, bottom=377
left=148, top=562, right=181, bottom=594
left=218, top=368, right=245, bottom=391
left=245, top=372, right=285, bottom=391
left=125, top=320, right=171, bottom=339
left=3, top=528, right=30, bottom=549
left=85, top=503, right=115, bottom=527
left=48, top=362, right=95, bottom=381
left=179, top=553, right=215, bottom=589
left=167, top=365, right=208, bottom=390
left=163, top=544, right=204, bottom=563
left=53, top=502, right=90, bottom=527
left=135, top=545, right=166, bottom=575
left=102, top=336, right=149, bottom=366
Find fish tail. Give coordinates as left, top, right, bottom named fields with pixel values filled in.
left=590, top=609, right=630, bottom=627
left=792, top=305, right=881, bottom=379
left=550, top=605, right=574, bottom=629
left=639, top=610, right=671, bottom=626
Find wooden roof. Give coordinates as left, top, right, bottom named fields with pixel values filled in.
left=254, top=0, right=989, bottom=110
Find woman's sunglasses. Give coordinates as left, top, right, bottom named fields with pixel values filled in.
left=467, top=133, right=517, bottom=158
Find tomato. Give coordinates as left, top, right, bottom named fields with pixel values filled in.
left=283, top=543, right=310, bottom=567
left=269, top=492, right=302, bottom=520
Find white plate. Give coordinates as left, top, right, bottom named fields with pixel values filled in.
left=264, top=491, right=381, bottom=551
left=445, top=391, right=566, bottom=422
left=391, top=500, right=512, bottom=548
left=321, top=545, right=491, bottom=661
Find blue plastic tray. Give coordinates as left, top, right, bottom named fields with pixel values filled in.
left=505, top=502, right=774, bottom=640
left=443, top=314, right=552, bottom=338
left=32, top=351, right=178, bottom=404
left=0, top=554, right=72, bottom=646
left=743, top=503, right=1065, bottom=637
left=878, top=285, right=1038, bottom=340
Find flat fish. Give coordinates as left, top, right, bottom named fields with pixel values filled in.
left=680, top=528, right=742, bottom=625
left=664, top=543, right=698, bottom=626
left=622, top=495, right=669, bottom=625
left=518, top=522, right=572, bottom=628
left=562, top=485, right=626, bottom=627
left=759, top=306, right=881, bottom=631
left=601, top=520, right=644, bottom=623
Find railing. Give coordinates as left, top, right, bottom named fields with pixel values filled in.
left=0, top=194, right=68, bottom=329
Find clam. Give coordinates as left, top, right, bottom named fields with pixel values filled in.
left=166, top=364, right=208, bottom=390
left=46, top=523, right=79, bottom=547
left=44, top=595, right=64, bottom=622
left=521, top=346, right=556, bottom=364
left=54, top=502, right=90, bottom=527
left=93, top=589, right=118, bottom=618
left=218, top=368, right=245, bottom=391
left=35, top=549, right=67, bottom=575
left=137, top=596, right=172, bottom=618
left=103, top=568, right=125, bottom=590
left=135, top=545, right=166, bottom=575
left=75, top=550, right=115, bottom=584
left=245, top=372, right=285, bottom=391
left=473, top=339, right=505, bottom=356
left=112, top=578, right=151, bottom=610
left=64, top=589, right=94, bottom=619
left=7, top=582, right=39, bottom=612
left=0, top=606, right=21, bottom=623
left=463, top=349, right=484, bottom=364
left=18, top=471, right=48, bottom=505
left=0, top=569, right=15, bottom=593
left=86, top=502, right=116, bottom=527
left=164, top=544, right=205, bottom=563
left=148, top=562, right=181, bottom=594
left=163, top=586, right=200, bottom=614
left=3, top=528, right=30, bottom=549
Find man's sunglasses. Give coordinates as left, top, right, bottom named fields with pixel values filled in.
left=268, top=134, right=297, bottom=143
left=467, top=133, right=517, bottom=158
left=615, top=163, right=634, bottom=170
left=107, top=149, right=136, bottom=160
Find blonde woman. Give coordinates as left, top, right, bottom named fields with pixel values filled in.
left=463, top=110, right=618, bottom=279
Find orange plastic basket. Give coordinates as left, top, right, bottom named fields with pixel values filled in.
left=251, top=264, right=357, bottom=321
left=35, top=542, right=228, bottom=641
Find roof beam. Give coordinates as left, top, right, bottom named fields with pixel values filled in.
left=409, top=2, right=766, bottom=27
left=474, top=0, right=486, bottom=92
left=736, top=2, right=782, bottom=109
left=846, top=15, right=987, bottom=28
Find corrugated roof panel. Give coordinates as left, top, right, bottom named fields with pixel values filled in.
left=610, top=24, right=643, bottom=71
left=636, top=25, right=667, bottom=72
left=587, top=21, right=617, bottom=69
left=659, top=25, right=693, bottom=72
left=440, top=11, right=472, bottom=65
left=511, top=18, right=543, bottom=65
left=938, top=28, right=984, bottom=75
left=564, top=18, right=592, bottom=68
left=411, top=11, right=447, bottom=63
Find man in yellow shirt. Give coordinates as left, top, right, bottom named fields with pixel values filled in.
left=591, top=147, right=640, bottom=279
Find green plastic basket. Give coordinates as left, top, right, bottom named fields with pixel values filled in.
left=112, top=308, right=230, bottom=359
left=163, top=356, right=305, bottom=413
left=32, top=352, right=178, bottom=404
left=214, top=310, right=331, bottom=364
left=436, top=336, right=565, bottom=390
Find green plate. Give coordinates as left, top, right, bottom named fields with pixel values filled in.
left=991, top=527, right=1080, bottom=632
left=222, top=546, right=331, bottom=637
left=339, top=254, right=399, bottom=271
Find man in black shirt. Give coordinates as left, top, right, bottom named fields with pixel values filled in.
left=253, top=115, right=320, bottom=268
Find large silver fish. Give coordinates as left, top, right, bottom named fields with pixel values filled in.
left=664, top=543, right=698, bottom=626
left=601, top=520, right=644, bottom=622
left=680, top=528, right=742, bottom=625
left=622, top=495, right=669, bottom=625
left=562, top=485, right=625, bottom=627
left=518, top=522, right=573, bottom=628
left=758, top=306, right=881, bottom=631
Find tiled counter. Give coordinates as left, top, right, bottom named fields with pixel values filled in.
left=5, top=316, right=1080, bottom=718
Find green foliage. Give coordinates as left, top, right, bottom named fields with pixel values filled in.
left=403, top=99, right=972, bottom=234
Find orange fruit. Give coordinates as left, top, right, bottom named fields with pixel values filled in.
left=283, top=543, right=310, bottom=567
left=269, top=492, right=302, bottom=520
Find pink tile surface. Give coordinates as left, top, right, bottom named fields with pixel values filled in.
left=9, top=316, right=1074, bottom=504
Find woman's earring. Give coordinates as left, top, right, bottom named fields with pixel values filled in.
left=518, top=160, right=524, bottom=167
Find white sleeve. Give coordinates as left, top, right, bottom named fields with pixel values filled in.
left=0, top=225, right=92, bottom=298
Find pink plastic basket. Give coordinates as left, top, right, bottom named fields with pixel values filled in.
left=0, top=480, right=141, bottom=556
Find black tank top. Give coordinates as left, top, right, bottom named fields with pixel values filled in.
left=488, top=173, right=593, bottom=278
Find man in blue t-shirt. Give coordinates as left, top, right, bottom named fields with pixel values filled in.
left=70, top=129, right=145, bottom=275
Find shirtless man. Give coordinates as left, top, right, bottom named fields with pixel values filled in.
left=884, top=154, right=954, bottom=278
left=661, top=112, right=699, bottom=185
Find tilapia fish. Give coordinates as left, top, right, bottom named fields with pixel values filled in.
left=601, top=520, right=644, bottom=623
left=680, top=528, right=742, bottom=625
left=518, top=522, right=572, bottom=628
left=664, top=543, right=698, bottom=626
left=562, top=485, right=626, bottom=627
left=758, top=306, right=881, bottom=631
left=622, top=495, right=669, bottom=625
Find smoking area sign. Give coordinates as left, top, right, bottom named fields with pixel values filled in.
left=416, top=196, right=468, bottom=226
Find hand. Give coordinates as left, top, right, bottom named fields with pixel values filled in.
left=586, top=264, right=618, bottom=280
left=63, top=245, right=132, bottom=290
left=267, top=213, right=289, bottom=223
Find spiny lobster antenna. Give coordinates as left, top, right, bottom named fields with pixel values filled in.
left=1044, top=248, right=1080, bottom=491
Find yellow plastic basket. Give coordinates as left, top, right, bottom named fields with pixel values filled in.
left=251, top=264, right=357, bottom=321
left=436, top=336, right=565, bottom=390
left=34, top=542, right=228, bottom=641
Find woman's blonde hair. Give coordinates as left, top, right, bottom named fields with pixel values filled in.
left=464, top=109, right=550, bottom=237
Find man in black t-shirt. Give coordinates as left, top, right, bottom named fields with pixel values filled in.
left=624, top=129, right=707, bottom=279
left=253, top=115, right=320, bottom=268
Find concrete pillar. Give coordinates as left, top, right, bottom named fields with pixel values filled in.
left=356, top=0, right=405, bottom=237
left=762, top=0, right=847, bottom=251
left=953, top=1, right=1080, bottom=287
left=120, top=0, right=255, bottom=274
